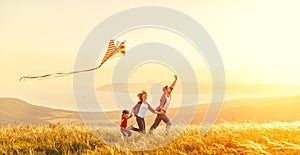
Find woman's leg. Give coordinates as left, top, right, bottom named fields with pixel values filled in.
left=129, top=116, right=143, bottom=132
left=140, top=118, right=146, bottom=134
left=136, top=117, right=146, bottom=134
left=130, top=125, right=140, bottom=132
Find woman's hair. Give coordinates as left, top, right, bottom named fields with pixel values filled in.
left=137, top=90, right=147, bottom=101
left=122, top=110, right=129, bottom=116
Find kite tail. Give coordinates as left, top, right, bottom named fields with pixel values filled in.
left=19, top=39, right=125, bottom=81
left=19, top=64, right=102, bottom=81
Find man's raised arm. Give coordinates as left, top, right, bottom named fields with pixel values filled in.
left=170, top=75, right=178, bottom=89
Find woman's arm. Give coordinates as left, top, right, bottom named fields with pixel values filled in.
left=147, top=103, right=156, bottom=114
left=155, top=110, right=165, bottom=114
left=132, top=103, right=138, bottom=115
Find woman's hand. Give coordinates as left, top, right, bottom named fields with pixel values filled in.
left=155, top=110, right=164, bottom=114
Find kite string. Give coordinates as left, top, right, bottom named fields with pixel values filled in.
left=19, top=63, right=103, bottom=81
left=19, top=40, right=125, bottom=81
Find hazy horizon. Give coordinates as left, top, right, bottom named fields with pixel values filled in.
left=1, top=1, right=300, bottom=111
left=2, top=81, right=300, bottom=111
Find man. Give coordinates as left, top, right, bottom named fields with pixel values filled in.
left=149, top=75, right=177, bottom=134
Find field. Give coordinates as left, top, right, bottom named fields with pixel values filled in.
left=1, top=121, right=300, bottom=155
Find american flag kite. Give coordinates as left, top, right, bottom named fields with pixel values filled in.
left=19, top=39, right=125, bottom=81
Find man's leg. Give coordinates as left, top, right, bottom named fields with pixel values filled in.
left=149, top=114, right=163, bottom=133
left=161, top=113, right=171, bottom=127
left=161, top=113, right=172, bottom=135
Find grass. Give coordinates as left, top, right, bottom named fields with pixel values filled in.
left=0, top=121, right=300, bottom=154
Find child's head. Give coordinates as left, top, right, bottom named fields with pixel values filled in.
left=122, top=110, right=130, bottom=116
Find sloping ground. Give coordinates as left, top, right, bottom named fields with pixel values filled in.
left=1, top=122, right=300, bottom=154
left=0, top=98, right=80, bottom=124
left=1, top=94, right=300, bottom=125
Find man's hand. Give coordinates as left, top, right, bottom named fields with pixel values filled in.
left=174, top=75, right=177, bottom=80
left=155, top=110, right=165, bottom=114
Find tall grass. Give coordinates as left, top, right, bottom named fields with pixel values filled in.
left=0, top=121, right=300, bottom=154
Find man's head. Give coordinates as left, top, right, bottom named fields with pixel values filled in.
left=163, top=85, right=172, bottom=93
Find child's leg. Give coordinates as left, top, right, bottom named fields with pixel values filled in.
left=121, top=129, right=132, bottom=137
left=124, top=129, right=132, bottom=137
left=120, top=129, right=126, bottom=136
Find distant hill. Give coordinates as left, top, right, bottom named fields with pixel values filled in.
left=96, top=82, right=300, bottom=96
left=1, top=94, right=300, bottom=125
left=0, top=98, right=81, bottom=124
left=217, top=94, right=300, bottom=122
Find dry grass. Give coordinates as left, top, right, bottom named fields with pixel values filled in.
left=1, top=121, right=300, bottom=154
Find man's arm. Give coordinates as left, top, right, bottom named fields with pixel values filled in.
left=170, top=75, right=178, bottom=89
left=157, top=95, right=166, bottom=110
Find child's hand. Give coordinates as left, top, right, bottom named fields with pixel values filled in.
left=128, top=113, right=133, bottom=118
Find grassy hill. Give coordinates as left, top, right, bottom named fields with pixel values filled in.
left=1, top=94, right=300, bottom=125
left=0, top=98, right=80, bottom=124
left=1, top=122, right=300, bottom=154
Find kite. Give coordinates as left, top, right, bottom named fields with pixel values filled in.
left=19, top=39, right=125, bottom=81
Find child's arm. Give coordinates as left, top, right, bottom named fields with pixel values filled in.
left=128, top=113, right=133, bottom=119
left=120, top=118, right=124, bottom=125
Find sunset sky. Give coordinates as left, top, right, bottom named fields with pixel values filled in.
left=1, top=1, right=300, bottom=110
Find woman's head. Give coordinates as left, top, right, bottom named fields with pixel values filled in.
left=137, top=90, right=147, bottom=102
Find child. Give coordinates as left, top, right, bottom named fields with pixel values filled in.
left=120, top=110, right=133, bottom=137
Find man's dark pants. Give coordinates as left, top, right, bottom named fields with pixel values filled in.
left=150, top=113, right=171, bottom=130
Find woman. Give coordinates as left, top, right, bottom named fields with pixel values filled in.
left=130, top=90, right=157, bottom=134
